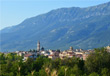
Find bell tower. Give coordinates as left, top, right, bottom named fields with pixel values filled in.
left=70, top=46, right=73, bottom=51
left=37, top=41, right=40, bottom=51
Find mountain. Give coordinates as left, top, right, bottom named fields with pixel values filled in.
left=1, top=2, right=110, bottom=52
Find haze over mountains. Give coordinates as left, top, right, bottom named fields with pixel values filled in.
left=1, top=2, right=110, bottom=52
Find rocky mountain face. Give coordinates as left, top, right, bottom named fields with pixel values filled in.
left=1, top=2, right=110, bottom=52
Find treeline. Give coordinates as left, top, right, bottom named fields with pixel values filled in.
left=0, top=48, right=110, bottom=76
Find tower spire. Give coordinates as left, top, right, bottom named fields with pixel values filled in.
left=37, top=41, right=40, bottom=51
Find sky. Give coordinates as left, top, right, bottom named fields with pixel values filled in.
left=0, top=0, right=110, bottom=30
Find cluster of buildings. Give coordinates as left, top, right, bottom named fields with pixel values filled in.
left=2, top=41, right=110, bottom=61
left=106, top=45, right=110, bottom=52
left=15, top=41, right=94, bottom=61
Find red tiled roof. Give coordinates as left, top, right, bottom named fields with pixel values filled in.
left=49, top=55, right=54, bottom=56
left=24, top=54, right=32, bottom=57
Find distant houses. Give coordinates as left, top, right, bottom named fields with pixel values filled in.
left=106, top=45, right=110, bottom=52
left=3, top=41, right=110, bottom=62
left=11, top=41, right=96, bottom=61
left=23, top=54, right=37, bottom=61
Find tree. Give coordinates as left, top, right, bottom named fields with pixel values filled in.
left=58, top=66, right=65, bottom=76
left=51, top=69, right=58, bottom=76
left=85, top=48, right=110, bottom=74
left=101, top=68, right=110, bottom=76
left=33, top=49, right=36, bottom=52
left=70, top=64, right=82, bottom=76
left=39, top=69, right=47, bottom=76
left=89, top=72, right=99, bottom=76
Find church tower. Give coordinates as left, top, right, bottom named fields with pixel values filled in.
left=70, top=46, right=73, bottom=51
left=37, top=41, right=40, bottom=51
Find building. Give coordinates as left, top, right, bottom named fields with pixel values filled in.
left=76, top=54, right=83, bottom=59
left=37, top=41, right=40, bottom=51
left=59, top=47, right=75, bottom=59
left=106, top=45, right=110, bottom=52
left=83, top=52, right=89, bottom=60
left=41, top=47, right=44, bottom=51
left=48, top=50, right=60, bottom=60
left=16, top=51, right=27, bottom=56
left=23, top=54, right=37, bottom=61
left=106, top=45, right=110, bottom=50
left=70, top=46, right=73, bottom=51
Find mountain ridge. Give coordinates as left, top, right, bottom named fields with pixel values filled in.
left=1, top=2, right=110, bottom=52
left=2, top=1, right=110, bottom=32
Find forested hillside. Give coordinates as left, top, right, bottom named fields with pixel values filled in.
left=1, top=2, right=110, bottom=52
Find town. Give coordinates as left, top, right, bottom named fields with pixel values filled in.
left=1, top=41, right=110, bottom=76
left=2, top=41, right=110, bottom=61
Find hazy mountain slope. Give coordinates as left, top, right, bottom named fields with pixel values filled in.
left=0, top=2, right=110, bottom=52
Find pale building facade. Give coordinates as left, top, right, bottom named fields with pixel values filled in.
left=37, top=41, right=40, bottom=51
